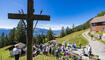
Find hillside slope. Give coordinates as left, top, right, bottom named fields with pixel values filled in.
left=56, top=29, right=89, bottom=46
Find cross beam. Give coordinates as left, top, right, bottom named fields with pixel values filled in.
left=8, top=0, right=50, bottom=60
left=8, top=13, right=50, bottom=20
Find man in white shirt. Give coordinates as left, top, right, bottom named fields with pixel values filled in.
left=88, top=45, right=92, bottom=56
left=67, top=42, right=70, bottom=47
left=13, top=45, right=21, bottom=60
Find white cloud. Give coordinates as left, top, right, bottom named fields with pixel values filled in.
left=36, top=24, right=71, bottom=30
left=0, top=19, right=71, bottom=30
left=0, top=23, right=71, bottom=30
left=0, top=25, right=16, bottom=29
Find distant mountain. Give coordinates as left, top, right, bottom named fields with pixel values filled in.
left=0, top=29, right=10, bottom=35
left=53, top=30, right=61, bottom=35
left=32, top=28, right=61, bottom=36
left=33, top=28, right=48, bottom=36
left=0, top=28, right=61, bottom=36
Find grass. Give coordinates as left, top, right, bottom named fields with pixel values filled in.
left=0, top=29, right=89, bottom=60
left=34, top=55, right=72, bottom=60
left=34, top=55, right=58, bottom=60
left=56, top=29, right=89, bottom=47
left=0, top=45, right=14, bottom=60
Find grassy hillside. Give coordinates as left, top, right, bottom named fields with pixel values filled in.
left=0, top=29, right=88, bottom=60
left=56, top=29, right=88, bottom=47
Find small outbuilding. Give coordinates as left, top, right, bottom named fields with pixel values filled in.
left=15, top=42, right=25, bottom=48
left=90, top=16, right=105, bottom=32
left=53, top=35, right=59, bottom=38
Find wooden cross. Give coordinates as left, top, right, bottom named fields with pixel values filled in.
left=8, top=0, right=50, bottom=60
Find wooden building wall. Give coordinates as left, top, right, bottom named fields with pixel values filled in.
left=91, top=24, right=105, bottom=31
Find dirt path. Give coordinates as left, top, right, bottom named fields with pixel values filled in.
left=82, top=31, right=105, bottom=60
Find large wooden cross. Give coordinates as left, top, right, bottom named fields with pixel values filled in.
left=8, top=0, right=50, bottom=60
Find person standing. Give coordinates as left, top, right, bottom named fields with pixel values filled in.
left=72, top=42, right=76, bottom=51
left=79, top=42, right=82, bottom=49
left=88, top=45, right=92, bottom=56
left=40, top=44, right=43, bottom=51
left=82, top=47, right=85, bottom=56
left=13, top=45, right=21, bottom=60
left=91, top=35, right=93, bottom=40
left=62, top=45, right=65, bottom=52
left=67, top=42, right=71, bottom=48
left=72, top=42, right=76, bottom=48
left=58, top=47, right=61, bottom=57
left=49, top=46, right=52, bottom=55
left=55, top=49, right=58, bottom=58
left=46, top=45, right=49, bottom=55
left=64, top=41, right=67, bottom=48
left=51, top=47, right=55, bottom=55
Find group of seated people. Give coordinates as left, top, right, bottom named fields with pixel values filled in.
left=32, top=41, right=80, bottom=59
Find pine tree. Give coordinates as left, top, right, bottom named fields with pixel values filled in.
left=60, top=27, right=65, bottom=38
left=0, top=32, right=5, bottom=47
left=41, top=32, right=45, bottom=44
left=0, top=33, right=9, bottom=47
left=33, top=37, right=37, bottom=44
left=5, top=35, right=9, bottom=45
left=72, top=24, right=75, bottom=32
left=36, top=34, right=42, bottom=44
left=65, top=26, right=70, bottom=35
left=8, top=28, right=16, bottom=44
left=47, top=28, right=54, bottom=41
left=0, top=36, right=2, bottom=48
left=15, top=20, right=26, bottom=43
left=96, top=11, right=105, bottom=17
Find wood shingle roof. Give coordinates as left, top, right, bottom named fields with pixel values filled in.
left=90, top=16, right=105, bottom=23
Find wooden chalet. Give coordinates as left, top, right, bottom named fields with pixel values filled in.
left=90, top=16, right=105, bottom=32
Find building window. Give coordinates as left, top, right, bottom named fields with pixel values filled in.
left=102, top=27, right=105, bottom=30
left=92, top=23, right=97, bottom=26
left=102, top=22, right=105, bottom=25
left=92, top=27, right=96, bottom=30
left=92, top=22, right=105, bottom=26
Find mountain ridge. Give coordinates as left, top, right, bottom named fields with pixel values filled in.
left=0, top=28, right=61, bottom=36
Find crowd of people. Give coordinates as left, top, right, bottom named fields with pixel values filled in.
left=32, top=41, right=74, bottom=59
left=32, top=41, right=92, bottom=60
left=12, top=40, right=92, bottom=60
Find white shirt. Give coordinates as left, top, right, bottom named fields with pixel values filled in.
left=88, top=46, right=91, bottom=52
left=13, top=48, right=20, bottom=55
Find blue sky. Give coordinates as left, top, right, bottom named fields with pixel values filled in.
left=0, top=0, right=105, bottom=30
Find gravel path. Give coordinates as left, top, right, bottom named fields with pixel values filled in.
left=82, top=31, right=105, bottom=60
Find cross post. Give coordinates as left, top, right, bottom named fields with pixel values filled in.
left=26, top=0, right=33, bottom=60
left=8, top=0, right=50, bottom=60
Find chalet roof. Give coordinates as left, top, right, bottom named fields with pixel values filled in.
left=15, top=42, right=25, bottom=48
left=90, top=16, right=105, bottom=23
